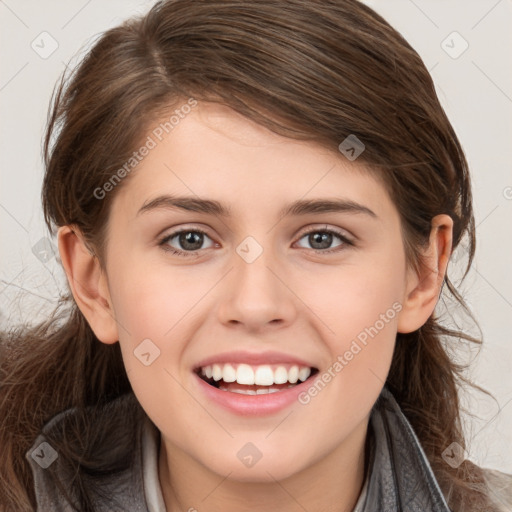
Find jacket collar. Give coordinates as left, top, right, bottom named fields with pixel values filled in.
left=26, top=385, right=451, bottom=511
left=363, top=386, right=451, bottom=511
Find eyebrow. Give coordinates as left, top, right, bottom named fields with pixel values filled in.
left=136, top=194, right=377, bottom=219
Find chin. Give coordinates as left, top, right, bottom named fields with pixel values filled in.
left=201, top=451, right=309, bottom=483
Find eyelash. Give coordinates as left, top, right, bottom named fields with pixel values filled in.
left=158, top=226, right=354, bottom=258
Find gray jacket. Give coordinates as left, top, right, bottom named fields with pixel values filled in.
left=26, top=386, right=512, bottom=511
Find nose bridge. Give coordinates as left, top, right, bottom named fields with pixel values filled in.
left=217, top=234, right=296, bottom=329
left=234, top=234, right=282, bottom=304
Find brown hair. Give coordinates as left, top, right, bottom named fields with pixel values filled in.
left=0, top=0, right=496, bottom=509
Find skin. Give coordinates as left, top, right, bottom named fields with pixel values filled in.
left=58, top=101, right=452, bottom=512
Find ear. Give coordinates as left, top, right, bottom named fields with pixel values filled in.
left=57, top=225, right=119, bottom=344
left=397, top=214, right=453, bottom=333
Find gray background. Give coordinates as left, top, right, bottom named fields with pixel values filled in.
left=1, top=0, right=511, bottom=472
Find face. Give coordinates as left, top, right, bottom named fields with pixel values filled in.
left=100, top=101, right=412, bottom=482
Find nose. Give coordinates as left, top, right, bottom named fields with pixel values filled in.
left=217, top=241, right=298, bottom=333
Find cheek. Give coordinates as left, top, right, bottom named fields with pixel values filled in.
left=303, top=257, right=404, bottom=340
left=108, top=256, right=195, bottom=339
left=105, top=263, right=185, bottom=385
left=299, top=254, right=405, bottom=397
left=107, top=269, right=196, bottom=425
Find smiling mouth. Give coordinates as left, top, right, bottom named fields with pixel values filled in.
left=194, top=363, right=319, bottom=395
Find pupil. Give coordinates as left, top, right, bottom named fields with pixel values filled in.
left=311, top=232, right=332, bottom=249
left=180, top=231, right=203, bottom=250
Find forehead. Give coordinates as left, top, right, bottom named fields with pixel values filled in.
left=110, top=102, right=394, bottom=222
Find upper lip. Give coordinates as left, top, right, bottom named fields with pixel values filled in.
left=193, top=350, right=318, bottom=371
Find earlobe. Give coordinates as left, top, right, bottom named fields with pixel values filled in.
left=57, top=225, right=119, bottom=344
left=397, top=214, right=453, bottom=334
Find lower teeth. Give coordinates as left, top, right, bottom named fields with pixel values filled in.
left=218, top=384, right=296, bottom=395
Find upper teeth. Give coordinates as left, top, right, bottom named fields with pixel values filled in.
left=201, top=364, right=312, bottom=386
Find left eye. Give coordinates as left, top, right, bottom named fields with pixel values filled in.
left=295, top=228, right=353, bottom=253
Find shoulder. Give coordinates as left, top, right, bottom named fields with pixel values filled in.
left=25, top=392, right=150, bottom=511
left=480, top=466, right=512, bottom=511
left=373, top=388, right=512, bottom=512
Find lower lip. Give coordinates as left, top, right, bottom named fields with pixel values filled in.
left=193, top=372, right=315, bottom=416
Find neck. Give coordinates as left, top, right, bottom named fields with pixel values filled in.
left=158, top=417, right=371, bottom=512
